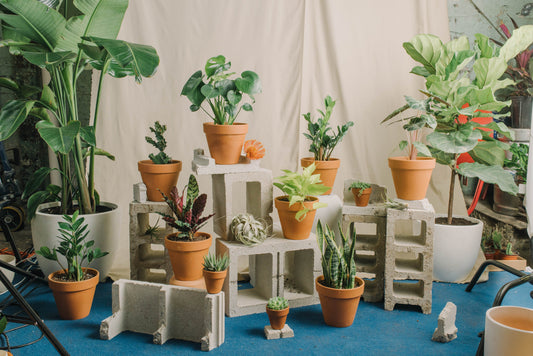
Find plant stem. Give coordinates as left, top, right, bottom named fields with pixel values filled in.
left=447, top=158, right=458, bottom=225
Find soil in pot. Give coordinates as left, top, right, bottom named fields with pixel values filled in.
left=203, top=269, right=227, bottom=294
left=203, top=122, right=248, bottom=165
left=138, top=159, right=182, bottom=201
left=275, top=196, right=318, bottom=240
left=266, top=306, right=289, bottom=330
left=165, top=232, right=212, bottom=281
left=351, top=187, right=372, bottom=207
left=301, top=158, right=339, bottom=195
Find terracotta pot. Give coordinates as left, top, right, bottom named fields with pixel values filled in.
left=48, top=268, right=99, bottom=320
left=138, top=160, right=182, bottom=201
left=499, top=253, right=519, bottom=260
left=315, top=275, right=365, bottom=328
left=203, top=122, right=248, bottom=165
left=301, top=157, right=340, bottom=195
left=266, top=306, right=289, bottom=330
left=484, top=251, right=496, bottom=260
left=351, top=187, right=372, bottom=207
left=203, top=269, right=227, bottom=294
left=275, top=196, right=318, bottom=240
left=165, top=232, right=212, bottom=281
left=388, top=156, right=436, bottom=200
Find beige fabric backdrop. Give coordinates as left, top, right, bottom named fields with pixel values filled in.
left=93, top=0, right=464, bottom=279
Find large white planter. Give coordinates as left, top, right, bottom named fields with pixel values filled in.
left=433, top=215, right=483, bottom=282
left=484, top=306, right=533, bottom=356
left=31, top=202, right=120, bottom=282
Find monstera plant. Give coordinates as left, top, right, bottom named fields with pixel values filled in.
left=0, top=0, right=160, bottom=217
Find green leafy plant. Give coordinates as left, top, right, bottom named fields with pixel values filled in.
left=146, top=121, right=171, bottom=164
left=349, top=181, right=371, bottom=196
left=144, top=218, right=162, bottom=241
left=181, top=55, right=262, bottom=125
left=230, top=213, right=268, bottom=246
left=0, top=0, right=160, bottom=219
left=316, top=220, right=357, bottom=289
left=505, top=143, right=528, bottom=183
left=303, top=95, right=354, bottom=161
left=267, top=296, right=288, bottom=310
left=202, top=253, right=229, bottom=272
left=159, top=174, right=215, bottom=241
left=505, top=242, right=515, bottom=256
left=274, top=163, right=330, bottom=221
left=36, top=210, right=108, bottom=281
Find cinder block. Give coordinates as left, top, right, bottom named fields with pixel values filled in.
left=100, top=279, right=224, bottom=351
left=432, top=301, right=458, bottom=343
left=264, top=324, right=294, bottom=339
left=192, top=148, right=263, bottom=174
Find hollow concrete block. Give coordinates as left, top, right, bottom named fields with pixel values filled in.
left=100, top=279, right=224, bottom=351
left=264, top=324, right=294, bottom=339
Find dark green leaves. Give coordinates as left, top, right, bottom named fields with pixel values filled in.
left=457, top=163, right=518, bottom=195
left=36, top=120, right=81, bottom=154
left=205, top=55, right=230, bottom=78
left=0, top=100, right=35, bottom=141
left=235, top=71, right=262, bottom=95
left=181, top=70, right=205, bottom=106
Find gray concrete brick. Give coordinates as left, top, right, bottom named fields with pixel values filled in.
left=264, top=324, right=294, bottom=339
left=432, top=302, right=458, bottom=343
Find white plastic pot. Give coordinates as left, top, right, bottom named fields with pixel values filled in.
left=484, top=306, right=533, bottom=356
left=433, top=215, right=483, bottom=282
left=31, top=202, right=120, bottom=282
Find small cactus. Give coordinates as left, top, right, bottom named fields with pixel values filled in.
left=230, top=213, right=267, bottom=246
left=267, top=296, right=288, bottom=310
left=146, top=121, right=171, bottom=164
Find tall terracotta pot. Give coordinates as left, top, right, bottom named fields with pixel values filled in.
left=203, top=269, right=227, bottom=294
left=203, top=122, right=248, bottom=165
left=301, top=157, right=340, bottom=195
left=315, top=275, right=365, bottom=328
left=138, top=160, right=182, bottom=201
left=275, top=196, right=318, bottom=240
left=266, top=306, right=289, bottom=330
left=388, top=156, right=435, bottom=200
left=48, top=268, right=99, bottom=320
left=165, top=232, right=212, bottom=281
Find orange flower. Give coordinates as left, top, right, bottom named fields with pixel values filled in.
left=244, top=140, right=265, bottom=160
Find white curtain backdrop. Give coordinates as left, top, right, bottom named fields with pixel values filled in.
left=93, top=0, right=461, bottom=279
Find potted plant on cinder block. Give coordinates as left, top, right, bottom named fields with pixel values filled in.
left=266, top=296, right=289, bottom=330
left=181, top=55, right=262, bottom=165
left=274, top=163, right=330, bottom=240
left=349, top=181, right=372, bottom=207
left=37, top=211, right=108, bottom=320
left=301, top=95, right=354, bottom=195
left=315, top=220, right=364, bottom=328
left=138, top=121, right=182, bottom=201
left=202, top=253, right=229, bottom=294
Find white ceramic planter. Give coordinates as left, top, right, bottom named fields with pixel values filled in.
left=433, top=214, right=483, bottom=283
left=31, top=202, right=120, bottom=282
left=484, top=306, right=533, bottom=356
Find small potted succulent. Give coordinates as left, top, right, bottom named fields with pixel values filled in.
left=230, top=213, right=268, bottom=246
left=274, top=163, right=330, bottom=240
left=181, top=55, right=262, bottom=165
left=159, top=174, right=215, bottom=282
left=266, top=296, right=289, bottom=330
left=315, top=220, right=364, bottom=328
left=349, top=181, right=372, bottom=207
left=36, top=211, right=108, bottom=320
left=138, top=121, right=182, bottom=201
left=301, top=95, right=354, bottom=195
left=481, top=233, right=497, bottom=260
left=500, top=242, right=518, bottom=260
left=202, top=253, right=229, bottom=294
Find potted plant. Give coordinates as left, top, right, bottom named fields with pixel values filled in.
left=500, top=242, right=519, bottom=260
left=230, top=213, right=268, bottom=246
left=138, top=121, right=182, bottom=201
left=0, top=0, right=159, bottom=280
left=389, top=27, right=533, bottom=282
left=315, top=220, right=364, bottom=328
left=266, top=296, right=289, bottom=330
left=301, top=95, right=354, bottom=195
left=202, top=253, right=229, bottom=294
left=494, top=143, right=528, bottom=215
left=36, top=211, right=108, bottom=320
left=159, top=174, right=215, bottom=282
left=273, top=163, right=330, bottom=240
left=349, top=181, right=372, bottom=207
left=181, top=55, right=262, bottom=165
left=481, top=232, right=497, bottom=260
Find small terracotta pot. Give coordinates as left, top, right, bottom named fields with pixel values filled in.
left=138, top=160, right=182, bottom=201
left=165, top=232, right=212, bottom=281
left=484, top=251, right=496, bottom=260
left=203, top=269, right=227, bottom=294
left=499, top=254, right=519, bottom=260
left=301, top=157, right=340, bottom=195
left=266, top=306, right=289, bottom=330
left=203, top=122, right=248, bottom=165
left=351, top=187, right=372, bottom=207
left=275, top=196, right=318, bottom=240
left=388, top=156, right=436, bottom=200
left=315, top=275, right=365, bottom=328
left=48, top=268, right=99, bottom=320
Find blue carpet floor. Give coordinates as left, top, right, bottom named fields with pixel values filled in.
left=0, top=271, right=532, bottom=355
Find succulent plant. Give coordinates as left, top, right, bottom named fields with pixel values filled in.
left=203, top=253, right=229, bottom=272
left=349, top=181, right=371, bottom=196
left=267, top=296, right=288, bottom=310
left=230, top=213, right=268, bottom=246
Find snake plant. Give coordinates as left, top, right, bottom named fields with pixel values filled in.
left=230, top=213, right=267, bottom=246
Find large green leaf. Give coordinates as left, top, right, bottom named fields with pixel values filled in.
left=403, top=34, right=443, bottom=75
left=205, top=55, right=229, bottom=78
left=469, top=141, right=506, bottom=166
left=475, top=33, right=497, bottom=58
left=427, top=127, right=482, bottom=154
left=0, top=77, right=19, bottom=92
left=22, top=51, right=76, bottom=68
left=457, top=162, right=518, bottom=195
left=498, top=25, right=533, bottom=62
left=235, top=71, right=261, bottom=95
left=21, top=166, right=53, bottom=199
left=0, top=100, right=35, bottom=140
left=36, top=120, right=81, bottom=154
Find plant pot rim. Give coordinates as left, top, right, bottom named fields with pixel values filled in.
left=388, top=156, right=436, bottom=169
left=351, top=187, right=372, bottom=193
left=275, top=195, right=319, bottom=203
left=35, top=201, right=118, bottom=217
left=315, top=275, right=365, bottom=299
left=434, top=214, right=483, bottom=227
left=203, top=269, right=228, bottom=275
left=266, top=306, right=289, bottom=314
left=165, top=232, right=212, bottom=251
left=138, top=159, right=182, bottom=166
left=48, top=267, right=99, bottom=291
left=486, top=305, right=533, bottom=333
left=203, top=122, right=249, bottom=133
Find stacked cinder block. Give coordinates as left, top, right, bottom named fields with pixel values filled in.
left=384, top=199, right=435, bottom=314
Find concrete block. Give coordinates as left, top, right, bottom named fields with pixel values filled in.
left=133, top=182, right=147, bottom=203
left=432, top=302, right=458, bottom=343
left=192, top=148, right=262, bottom=174
left=264, top=324, right=294, bottom=339
left=343, top=180, right=388, bottom=205
left=100, top=279, right=224, bottom=351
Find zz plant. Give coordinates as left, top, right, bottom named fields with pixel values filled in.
left=146, top=121, right=171, bottom=164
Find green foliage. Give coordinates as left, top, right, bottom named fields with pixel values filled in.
left=181, top=55, right=262, bottom=125
left=230, top=213, right=268, bottom=246
left=504, top=143, right=528, bottom=183
left=202, top=253, right=229, bottom=272
left=274, top=163, right=330, bottom=221
left=0, top=314, right=6, bottom=334
left=0, top=0, right=160, bottom=218
left=36, top=210, right=108, bottom=281
left=267, top=296, right=288, bottom=310
left=146, top=121, right=171, bottom=164
left=143, top=218, right=162, bottom=241
left=316, top=220, right=357, bottom=289
left=303, top=95, right=354, bottom=161
left=159, top=174, right=215, bottom=241
left=349, top=181, right=371, bottom=196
